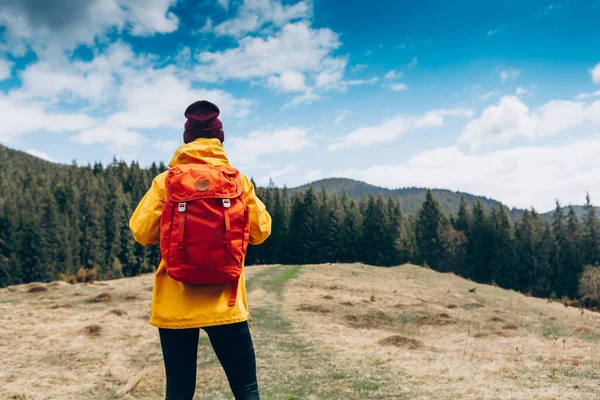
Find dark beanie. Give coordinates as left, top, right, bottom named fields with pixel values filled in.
left=183, top=100, right=224, bottom=144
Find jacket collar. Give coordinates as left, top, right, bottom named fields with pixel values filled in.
left=169, top=138, right=230, bottom=168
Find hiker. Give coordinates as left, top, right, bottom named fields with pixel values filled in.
left=129, top=100, right=272, bottom=400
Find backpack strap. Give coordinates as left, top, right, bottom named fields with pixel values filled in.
left=223, top=199, right=233, bottom=255
left=228, top=278, right=239, bottom=307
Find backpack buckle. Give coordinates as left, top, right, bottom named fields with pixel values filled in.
left=222, top=199, right=231, bottom=208
left=178, top=202, right=187, bottom=212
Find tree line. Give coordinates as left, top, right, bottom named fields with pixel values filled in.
left=0, top=148, right=167, bottom=286
left=1, top=146, right=598, bottom=302
left=249, top=185, right=599, bottom=301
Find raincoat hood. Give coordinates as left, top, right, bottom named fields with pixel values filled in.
left=169, top=138, right=230, bottom=168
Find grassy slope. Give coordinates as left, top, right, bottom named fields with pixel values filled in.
left=2, top=264, right=600, bottom=399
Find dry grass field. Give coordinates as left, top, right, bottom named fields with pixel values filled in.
left=2, top=263, right=600, bottom=399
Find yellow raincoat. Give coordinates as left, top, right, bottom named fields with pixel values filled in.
left=129, top=139, right=272, bottom=328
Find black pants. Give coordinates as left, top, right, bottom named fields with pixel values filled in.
left=159, top=321, right=260, bottom=400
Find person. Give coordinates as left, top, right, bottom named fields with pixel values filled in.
left=129, top=100, right=272, bottom=400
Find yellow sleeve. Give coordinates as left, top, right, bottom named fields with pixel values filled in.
left=242, top=176, right=272, bottom=245
left=129, top=172, right=167, bottom=246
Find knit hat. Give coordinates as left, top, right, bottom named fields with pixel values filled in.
left=183, top=100, right=224, bottom=144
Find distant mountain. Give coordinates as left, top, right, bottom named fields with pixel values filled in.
left=288, top=178, right=600, bottom=218
left=289, top=178, right=510, bottom=216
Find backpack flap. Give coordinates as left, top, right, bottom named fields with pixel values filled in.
left=166, top=164, right=243, bottom=203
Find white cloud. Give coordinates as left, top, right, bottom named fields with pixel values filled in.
left=460, top=95, right=600, bottom=148
left=305, top=170, right=322, bottom=182
left=329, top=108, right=473, bottom=151
left=499, top=68, right=520, bottom=83
left=154, top=140, right=180, bottom=153
left=0, top=95, right=96, bottom=144
left=260, top=163, right=298, bottom=185
left=314, top=57, right=347, bottom=90
left=217, top=0, right=230, bottom=10
left=267, top=71, right=306, bottom=92
left=515, top=84, right=536, bottom=96
left=9, top=45, right=251, bottom=154
left=25, top=149, right=56, bottom=162
left=407, top=57, right=418, bottom=68
left=480, top=90, right=501, bottom=100
left=104, top=70, right=252, bottom=130
left=333, top=110, right=349, bottom=126
left=227, top=127, right=313, bottom=165
left=335, top=138, right=600, bottom=211
left=212, top=0, right=311, bottom=38
left=14, top=41, right=135, bottom=103
left=389, top=83, right=408, bottom=92
left=195, top=22, right=342, bottom=86
left=487, top=28, right=499, bottom=36
left=70, top=127, right=148, bottom=158
left=384, top=70, right=401, bottom=80
left=0, top=58, right=13, bottom=81
left=282, top=90, right=322, bottom=109
left=0, top=0, right=179, bottom=54
left=576, top=90, right=600, bottom=100
left=351, top=64, right=368, bottom=72
left=591, top=63, right=600, bottom=84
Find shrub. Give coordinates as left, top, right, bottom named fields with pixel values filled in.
left=61, top=266, right=98, bottom=284
left=579, top=265, right=600, bottom=302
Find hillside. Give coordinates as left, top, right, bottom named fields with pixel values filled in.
left=289, top=178, right=507, bottom=215
left=2, top=263, right=600, bottom=399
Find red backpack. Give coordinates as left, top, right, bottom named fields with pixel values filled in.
left=160, top=164, right=250, bottom=306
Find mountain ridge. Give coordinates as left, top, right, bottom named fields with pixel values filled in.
left=1, top=143, right=594, bottom=218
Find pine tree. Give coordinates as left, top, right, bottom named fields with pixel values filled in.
left=466, top=201, right=492, bottom=282
left=39, top=189, right=62, bottom=281
left=583, top=193, right=600, bottom=266
left=415, top=190, right=446, bottom=270
left=561, top=206, right=583, bottom=297
left=79, top=178, right=105, bottom=272
left=288, top=188, right=319, bottom=264
left=338, top=193, right=363, bottom=263
left=450, top=197, right=471, bottom=276
left=488, top=206, right=514, bottom=288
left=362, top=196, right=395, bottom=266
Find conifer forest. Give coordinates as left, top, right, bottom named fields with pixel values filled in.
left=1, top=145, right=599, bottom=304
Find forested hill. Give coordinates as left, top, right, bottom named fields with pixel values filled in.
left=290, top=178, right=509, bottom=216
left=1, top=143, right=599, bottom=302
left=0, top=144, right=167, bottom=287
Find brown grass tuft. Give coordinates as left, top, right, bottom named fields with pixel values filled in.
left=447, top=304, right=458, bottom=309
left=573, top=327, right=591, bottom=334
left=502, top=324, right=519, bottom=330
left=297, top=304, right=332, bottom=313
left=108, top=309, right=127, bottom=317
left=341, top=301, right=354, bottom=307
left=27, top=285, right=47, bottom=293
left=48, top=304, right=73, bottom=310
left=345, top=311, right=395, bottom=329
left=378, top=335, right=424, bottom=350
left=417, top=314, right=457, bottom=326
left=474, top=331, right=510, bottom=339
left=124, top=295, right=140, bottom=301
left=489, top=317, right=505, bottom=323
left=323, top=295, right=334, bottom=300
left=87, top=293, right=112, bottom=303
left=82, top=324, right=102, bottom=337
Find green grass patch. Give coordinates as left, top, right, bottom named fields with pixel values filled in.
left=272, top=265, right=302, bottom=283
left=461, top=303, right=485, bottom=311
left=353, top=381, right=380, bottom=391
left=541, top=319, right=568, bottom=338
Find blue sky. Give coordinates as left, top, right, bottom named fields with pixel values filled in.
left=1, top=0, right=600, bottom=211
